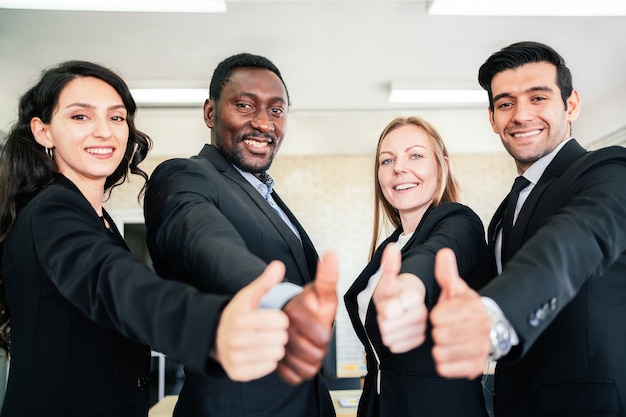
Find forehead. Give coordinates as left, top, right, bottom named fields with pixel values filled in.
left=58, top=76, right=122, bottom=104
left=491, top=61, right=559, bottom=95
left=381, top=124, right=433, bottom=150
left=222, top=67, right=288, bottom=103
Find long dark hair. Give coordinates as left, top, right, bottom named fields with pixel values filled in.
left=0, top=60, right=152, bottom=354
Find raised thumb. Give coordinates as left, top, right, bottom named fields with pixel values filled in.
left=235, top=260, right=286, bottom=309
left=374, top=243, right=402, bottom=301
left=435, top=248, right=469, bottom=300
left=313, top=251, right=339, bottom=298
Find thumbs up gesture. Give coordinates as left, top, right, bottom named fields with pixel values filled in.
left=213, top=260, right=290, bottom=382
left=373, top=244, right=428, bottom=353
left=430, top=248, right=492, bottom=379
left=278, top=251, right=339, bottom=385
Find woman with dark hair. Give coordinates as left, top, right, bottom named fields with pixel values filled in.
left=0, top=61, right=291, bottom=417
left=344, top=116, right=493, bottom=417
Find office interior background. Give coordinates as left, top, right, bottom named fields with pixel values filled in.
left=1, top=0, right=625, bottom=408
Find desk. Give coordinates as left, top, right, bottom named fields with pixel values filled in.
left=148, top=390, right=362, bottom=417
left=330, top=389, right=361, bottom=417
left=148, top=395, right=177, bottom=417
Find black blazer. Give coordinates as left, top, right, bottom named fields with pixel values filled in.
left=1, top=175, right=229, bottom=417
left=144, top=144, right=334, bottom=417
left=483, top=140, right=626, bottom=416
left=344, top=202, right=493, bottom=417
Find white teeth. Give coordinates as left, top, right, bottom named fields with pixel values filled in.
left=86, top=148, right=113, bottom=155
left=513, top=129, right=541, bottom=138
left=244, top=139, right=268, bottom=148
left=395, top=183, right=417, bottom=190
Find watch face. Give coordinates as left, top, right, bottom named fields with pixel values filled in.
left=490, top=320, right=511, bottom=359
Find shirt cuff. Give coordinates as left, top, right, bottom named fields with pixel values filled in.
left=259, top=282, right=303, bottom=309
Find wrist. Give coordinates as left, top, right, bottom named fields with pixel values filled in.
left=481, top=297, right=515, bottom=360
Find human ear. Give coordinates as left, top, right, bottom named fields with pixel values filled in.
left=566, top=89, right=581, bottom=122
left=487, top=107, right=498, bottom=134
left=30, top=117, right=53, bottom=149
left=204, top=99, right=216, bottom=128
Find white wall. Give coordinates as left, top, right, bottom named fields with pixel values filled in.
left=576, top=78, right=626, bottom=145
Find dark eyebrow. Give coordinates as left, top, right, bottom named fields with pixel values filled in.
left=65, top=103, right=126, bottom=111
left=493, top=85, right=554, bottom=103
left=238, top=92, right=287, bottom=105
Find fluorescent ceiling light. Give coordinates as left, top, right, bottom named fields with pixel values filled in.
left=389, top=82, right=487, bottom=106
left=428, top=0, right=626, bottom=16
left=0, top=0, right=226, bottom=13
left=130, top=89, right=208, bottom=106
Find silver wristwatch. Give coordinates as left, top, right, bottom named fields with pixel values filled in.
left=481, top=297, right=514, bottom=360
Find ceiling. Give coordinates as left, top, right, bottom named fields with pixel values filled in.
left=1, top=1, right=626, bottom=152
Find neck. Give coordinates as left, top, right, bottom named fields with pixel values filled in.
left=399, top=207, right=428, bottom=235
left=62, top=173, right=105, bottom=216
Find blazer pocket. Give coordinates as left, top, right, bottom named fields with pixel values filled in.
left=536, top=380, right=618, bottom=415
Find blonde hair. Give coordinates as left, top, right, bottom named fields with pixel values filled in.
left=369, top=116, right=460, bottom=259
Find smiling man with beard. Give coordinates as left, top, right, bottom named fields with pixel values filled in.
left=144, top=53, right=338, bottom=417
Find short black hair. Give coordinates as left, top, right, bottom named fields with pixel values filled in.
left=478, top=41, right=573, bottom=111
left=209, top=53, right=289, bottom=104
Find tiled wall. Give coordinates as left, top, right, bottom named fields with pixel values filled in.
left=106, top=152, right=516, bottom=376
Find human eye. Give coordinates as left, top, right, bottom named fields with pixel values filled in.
left=236, top=102, right=253, bottom=110
left=379, top=157, right=393, bottom=166
left=270, top=107, right=284, bottom=117
left=110, top=115, right=126, bottom=122
left=71, top=114, right=88, bottom=121
left=496, top=100, right=513, bottom=110
left=410, top=153, right=423, bottom=160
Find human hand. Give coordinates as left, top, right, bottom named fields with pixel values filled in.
left=213, top=261, right=289, bottom=382
left=373, top=244, right=427, bottom=353
left=278, top=251, right=339, bottom=385
left=430, top=248, right=491, bottom=379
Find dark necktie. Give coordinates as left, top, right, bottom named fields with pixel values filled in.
left=501, top=176, right=530, bottom=264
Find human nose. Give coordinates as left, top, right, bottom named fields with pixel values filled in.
left=92, top=117, right=113, bottom=138
left=511, top=100, right=534, bottom=124
left=250, top=111, right=274, bottom=133
left=393, top=159, right=407, bottom=174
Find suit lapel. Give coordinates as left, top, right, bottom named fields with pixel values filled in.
left=504, top=140, right=588, bottom=261
left=198, top=145, right=314, bottom=282
left=344, top=232, right=398, bottom=344
left=272, top=191, right=317, bottom=282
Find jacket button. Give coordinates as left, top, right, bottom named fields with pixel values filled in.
left=137, top=376, right=149, bottom=391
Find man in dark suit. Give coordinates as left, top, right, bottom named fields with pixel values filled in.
left=429, top=41, right=626, bottom=417
left=144, top=53, right=338, bottom=417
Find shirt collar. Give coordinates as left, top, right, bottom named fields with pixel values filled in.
left=522, top=137, right=573, bottom=185
left=233, top=166, right=274, bottom=198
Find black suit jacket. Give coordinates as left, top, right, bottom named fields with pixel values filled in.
left=345, top=203, right=493, bottom=417
left=1, top=175, right=229, bottom=417
left=483, top=140, right=626, bottom=416
left=144, top=144, right=334, bottom=417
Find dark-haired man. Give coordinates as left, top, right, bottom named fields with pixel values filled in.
left=430, top=41, right=626, bottom=416
left=144, top=53, right=337, bottom=417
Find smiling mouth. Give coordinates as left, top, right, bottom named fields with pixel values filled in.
left=512, top=129, right=541, bottom=138
left=243, top=138, right=270, bottom=148
left=86, top=147, right=113, bottom=155
left=395, top=183, right=417, bottom=191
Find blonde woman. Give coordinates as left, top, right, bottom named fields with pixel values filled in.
left=344, top=116, right=492, bottom=417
